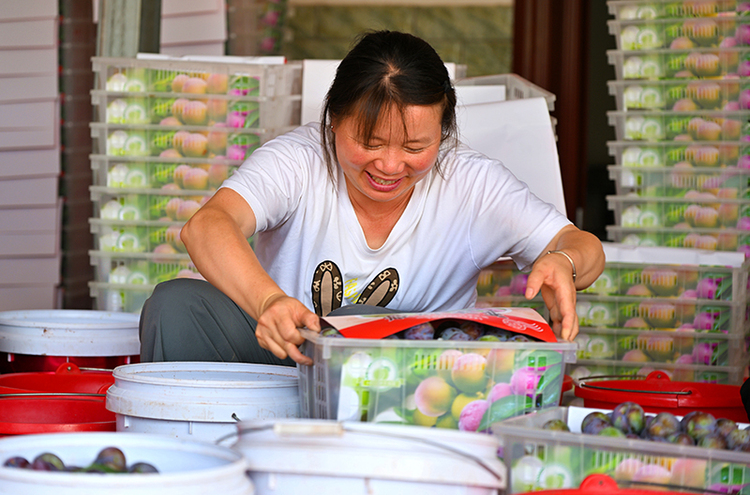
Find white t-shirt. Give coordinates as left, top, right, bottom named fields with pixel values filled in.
left=221, top=123, right=571, bottom=314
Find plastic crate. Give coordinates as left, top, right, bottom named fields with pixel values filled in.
left=607, top=47, right=749, bottom=80
left=607, top=224, right=750, bottom=253
left=89, top=281, right=154, bottom=313
left=569, top=359, right=745, bottom=384
left=91, top=56, right=302, bottom=99
left=89, top=123, right=278, bottom=160
left=90, top=90, right=301, bottom=130
left=90, top=155, right=242, bottom=189
left=297, top=328, right=577, bottom=430
left=609, top=165, right=750, bottom=198
left=90, top=186, right=212, bottom=222
left=607, top=140, right=749, bottom=169
left=455, top=73, right=556, bottom=112
left=607, top=0, right=741, bottom=19
left=89, top=219, right=191, bottom=254
left=572, top=327, right=747, bottom=369
left=89, top=250, right=203, bottom=285
left=608, top=194, right=750, bottom=230
left=608, top=109, right=750, bottom=142
left=576, top=294, right=747, bottom=333
left=608, top=16, right=750, bottom=51
left=493, top=406, right=750, bottom=493
left=608, top=78, right=750, bottom=111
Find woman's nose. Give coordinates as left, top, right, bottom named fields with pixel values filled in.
left=374, top=147, right=404, bottom=175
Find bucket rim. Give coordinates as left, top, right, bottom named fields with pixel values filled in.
left=0, top=310, right=139, bottom=330
left=112, top=361, right=298, bottom=388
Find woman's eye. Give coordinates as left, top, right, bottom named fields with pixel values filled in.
left=405, top=147, right=425, bottom=153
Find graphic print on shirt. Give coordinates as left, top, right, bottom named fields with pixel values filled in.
left=311, top=261, right=343, bottom=316
left=310, top=261, right=400, bottom=316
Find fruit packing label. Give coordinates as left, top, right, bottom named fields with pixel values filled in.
left=321, top=307, right=557, bottom=343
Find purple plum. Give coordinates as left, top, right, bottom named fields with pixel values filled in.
left=646, top=412, right=681, bottom=439
left=714, top=418, right=738, bottom=437
left=611, top=401, right=646, bottom=435
left=699, top=432, right=728, bottom=449
left=3, top=456, right=30, bottom=468
left=726, top=428, right=750, bottom=450
left=439, top=327, right=472, bottom=341
left=128, top=462, right=159, bottom=473
left=403, top=323, right=435, bottom=340
left=667, top=432, right=695, bottom=446
left=31, top=453, right=64, bottom=471
left=598, top=426, right=626, bottom=438
left=458, top=322, right=484, bottom=340
left=542, top=419, right=570, bottom=431
left=685, top=411, right=717, bottom=442
left=582, top=411, right=613, bottom=435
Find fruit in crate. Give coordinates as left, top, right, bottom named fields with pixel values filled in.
left=3, top=447, right=158, bottom=473
left=206, top=73, right=229, bottom=94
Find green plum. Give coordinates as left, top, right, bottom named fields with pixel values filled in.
left=611, top=401, right=646, bottom=435
left=542, top=419, right=571, bottom=432
left=646, top=412, right=681, bottom=439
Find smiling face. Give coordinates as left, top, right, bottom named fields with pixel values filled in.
left=333, top=103, right=443, bottom=210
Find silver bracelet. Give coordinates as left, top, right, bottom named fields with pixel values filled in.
left=547, top=250, right=576, bottom=283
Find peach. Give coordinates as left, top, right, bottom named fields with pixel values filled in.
left=623, top=317, right=649, bottom=328
left=164, top=197, right=182, bottom=220
left=672, top=98, right=698, bottom=112
left=153, top=243, right=178, bottom=263
left=451, top=353, right=488, bottom=394
left=641, top=267, right=678, bottom=296
left=207, top=98, right=228, bottom=122
left=182, top=168, right=209, bottom=190
left=622, top=349, right=650, bottom=362
left=670, top=458, right=707, bottom=488
left=171, top=74, right=190, bottom=93
left=435, top=414, right=458, bottom=429
left=717, top=231, right=738, bottom=250
left=181, top=101, right=208, bottom=126
left=206, top=73, right=229, bottom=94
left=487, top=382, right=513, bottom=403
left=625, top=284, right=652, bottom=297
left=687, top=117, right=705, bottom=140
left=182, top=133, right=208, bottom=158
left=722, top=119, right=742, bottom=140
left=640, top=301, right=677, bottom=327
left=451, top=392, right=483, bottom=419
left=414, top=376, right=457, bottom=417
left=718, top=203, right=739, bottom=226
left=458, top=399, right=489, bottom=432
left=182, top=77, right=207, bottom=94
left=696, top=120, right=722, bottom=141
left=171, top=98, right=190, bottom=122
left=173, top=164, right=192, bottom=188
left=160, top=116, right=182, bottom=126
left=693, top=206, right=719, bottom=228
left=159, top=148, right=182, bottom=159
left=669, top=36, right=694, bottom=49
left=164, top=224, right=185, bottom=252
left=207, top=128, right=228, bottom=155
left=176, top=268, right=204, bottom=280
left=176, top=199, right=201, bottom=221
left=614, top=458, right=644, bottom=482
left=485, top=348, right=516, bottom=375
left=695, top=235, right=718, bottom=250
left=171, top=130, right=192, bottom=153
left=413, top=408, right=438, bottom=426
left=208, top=163, right=230, bottom=188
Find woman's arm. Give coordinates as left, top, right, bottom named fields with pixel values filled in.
left=181, top=188, right=320, bottom=364
left=523, top=224, right=605, bottom=341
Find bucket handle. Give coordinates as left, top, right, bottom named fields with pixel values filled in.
left=230, top=422, right=505, bottom=482
left=575, top=374, right=692, bottom=396
left=0, top=392, right=106, bottom=398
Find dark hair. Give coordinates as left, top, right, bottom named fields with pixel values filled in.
left=320, top=30, right=458, bottom=181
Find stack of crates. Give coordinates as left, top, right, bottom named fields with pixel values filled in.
left=87, top=55, right=302, bottom=312
left=478, top=243, right=750, bottom=385
left=605, top=1, right=750, bottom=255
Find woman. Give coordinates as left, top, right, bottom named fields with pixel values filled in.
left=139, top=30, right=605, bottom=366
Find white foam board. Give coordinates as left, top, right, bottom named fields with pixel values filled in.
left=0, top=148, right=60, bottom=178
left=0, top=74, right=58, bottom=103
left=0, top=230, right=58, bottom=256
left=0, top=175, right=59, bottom=207
left=159, top=42, right=226, bottom=57
left=0, top=0, right=57, bottom=21
left=161, top=11, right=226, bottom=45
left=0, top=204, right=60, bottom=232
left=0, top=255, right=61, bottom=284
left=0, top=48, right=57, bottom=76
left=161, top=0, right=222, bottom=17
left=0, top=18, right=57, bottom=49
left=0, top=285, right=58, bottom=310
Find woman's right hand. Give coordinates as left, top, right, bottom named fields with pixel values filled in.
left=254, top=294, right=321, bottom=365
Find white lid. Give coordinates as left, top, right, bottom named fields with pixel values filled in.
left=233, top=419, right=506, bottom=489
left=0, top=310, right=140, bottom=356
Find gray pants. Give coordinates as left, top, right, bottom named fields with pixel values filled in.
left=139, top=278, right=398, bottom=365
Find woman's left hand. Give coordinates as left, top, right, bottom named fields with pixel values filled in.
left=523, top=225, right=606, bottom=342
left=524, top=252, right=579, bottom=341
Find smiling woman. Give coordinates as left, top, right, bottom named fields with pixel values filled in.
left=138, top=30, right=605, bottom=366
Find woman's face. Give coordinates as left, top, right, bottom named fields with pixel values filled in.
left=333, top=103, right=443, bottom=207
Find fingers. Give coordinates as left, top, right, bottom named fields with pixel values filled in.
left=255, top=296, right=316, bottom=365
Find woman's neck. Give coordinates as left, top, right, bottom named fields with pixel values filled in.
left=347, top=185, right=415, bottom=250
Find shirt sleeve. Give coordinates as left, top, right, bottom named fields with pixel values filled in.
left=219, top=129, right=312, bottom=234
left=455, top=148, right=572, bottom=271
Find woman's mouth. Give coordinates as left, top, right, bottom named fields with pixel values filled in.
left=367, top=172, right=401, bottom=191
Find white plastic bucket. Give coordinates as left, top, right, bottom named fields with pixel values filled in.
left=232, top=419, right=506, bottom=495
left=107, top=362, right=300, bottom=443
left=0, top=432, right=253, bottom=495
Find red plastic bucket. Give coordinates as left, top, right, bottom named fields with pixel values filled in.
left=517, top=474, right=692, bottom=495
left=0, top=353, right=137, bottom=374
left=0, top=396, right=116, bottom=436
left=0, top=363, right=114, bottom=395
left=574, top=371, right=748, bottom=423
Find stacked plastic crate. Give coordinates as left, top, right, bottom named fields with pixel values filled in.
left=478, top=243, right=750, bottom=385
left=87, top=55, right=301, bottom=313
left=0, top=1, right=62, bottom=310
